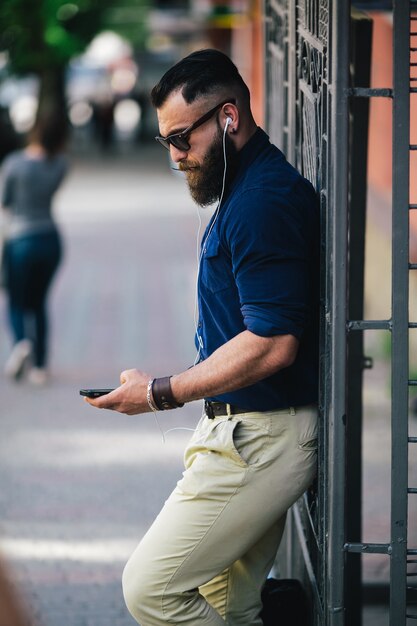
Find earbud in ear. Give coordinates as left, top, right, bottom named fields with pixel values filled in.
left=225, top=117, right=232, bottom=130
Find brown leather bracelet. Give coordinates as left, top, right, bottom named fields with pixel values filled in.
left=152, top=376, right=184, bottom=410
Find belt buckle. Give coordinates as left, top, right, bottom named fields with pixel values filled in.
left=204, top=400, right=215, bottom=419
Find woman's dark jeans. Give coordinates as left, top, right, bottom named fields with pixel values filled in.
left=4, top=230, right=62, bottom=368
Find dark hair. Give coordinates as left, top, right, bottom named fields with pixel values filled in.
left=29, top=111, right=68, bottom=156
left=151, top=48, right=250, bottom=108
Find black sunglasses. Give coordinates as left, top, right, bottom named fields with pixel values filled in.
left=155, top=99, right=235, bottom=151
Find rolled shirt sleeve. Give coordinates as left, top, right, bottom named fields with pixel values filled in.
left=226, top=184, right=315, bottom=339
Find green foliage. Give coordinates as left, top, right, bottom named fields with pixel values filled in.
left=102, top=4, right=148, bottom=48
left=0, top=0, right=149, bottom=76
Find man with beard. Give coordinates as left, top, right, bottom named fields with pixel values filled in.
left=85, top=49, right=320, bottom=625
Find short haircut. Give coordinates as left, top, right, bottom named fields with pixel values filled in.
left=151, top=48, right=250, bottom=109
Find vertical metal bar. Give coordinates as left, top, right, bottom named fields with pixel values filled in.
left=345, top=12, right=373, bottom=626
left=262, top=0, right=267, bottom=126
left=390, top=1, right=410, bottom=624
left=286, top=0, right=296, bottom=166
left=289, top=509, right=296, bottom=578
left=327, top=0, right=350, bottom=624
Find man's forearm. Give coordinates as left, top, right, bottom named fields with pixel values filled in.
left=84, top=330, right=298, bottom=415
left=170, top=330, right=298, bottom=404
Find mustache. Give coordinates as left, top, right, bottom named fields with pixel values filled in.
left=170, top=165, right=199, bottom=172
left=179, top=162, right=200, bottom=172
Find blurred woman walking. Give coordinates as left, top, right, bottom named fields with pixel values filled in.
left=1, top=113, right=68, bottom=384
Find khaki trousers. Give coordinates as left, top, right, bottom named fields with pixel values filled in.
left=122, top=405, right=318, bottom=625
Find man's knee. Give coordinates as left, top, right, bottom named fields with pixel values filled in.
left=122, top=554, right=160, bottom=622
left=122, top=553, right=208, bottom=624
left=122, top=551, right=187, bottom=624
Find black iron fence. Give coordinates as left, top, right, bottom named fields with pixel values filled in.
left=264, top=1, right=415, bottom=624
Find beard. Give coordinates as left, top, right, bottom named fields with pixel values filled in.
left=179, top=126, right=238, bottom=207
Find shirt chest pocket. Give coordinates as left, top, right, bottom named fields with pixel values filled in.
left=200, top=234, right=234, bottom=293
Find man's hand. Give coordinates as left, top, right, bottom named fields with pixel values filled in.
left=84, top=369, right=152, bottom=415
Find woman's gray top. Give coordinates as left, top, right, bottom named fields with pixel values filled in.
left=1, top=150, right=68, bottom=239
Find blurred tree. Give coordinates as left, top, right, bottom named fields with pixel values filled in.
left=0, top=0, right=149, bottom=121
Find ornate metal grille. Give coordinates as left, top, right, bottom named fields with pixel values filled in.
left=265, top=1, right=414, bottom=625
left=297, top=27, right=324, bottom=188
left=266, top=0, right=288, bottom=154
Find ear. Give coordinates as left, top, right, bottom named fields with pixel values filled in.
left=222, top=103, right=239, bottom=134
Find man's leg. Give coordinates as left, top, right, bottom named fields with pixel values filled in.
left=122, top=406, right=317, bottom=625
left=199, top=514, right=287, bottom=625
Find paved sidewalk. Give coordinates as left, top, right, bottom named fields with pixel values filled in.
left=0, top=142, right=205, bottom=625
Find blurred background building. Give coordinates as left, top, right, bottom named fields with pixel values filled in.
left=0, top=1, right=264, bottom=156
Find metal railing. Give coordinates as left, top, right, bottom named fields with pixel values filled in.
left=264, top=0, right=415, bottom=623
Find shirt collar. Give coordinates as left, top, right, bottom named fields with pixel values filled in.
left=223, top=127, right=270, bottom=200
left=236, top=127, right=270, bottom=170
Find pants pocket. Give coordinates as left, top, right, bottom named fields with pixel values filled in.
left=230, top=418, right=273, bottom=467
left=298, top=436, right=318, bottom=451
left=296, top=408, right=318, bottom=451
left=184, top=417, right=268, bottom=471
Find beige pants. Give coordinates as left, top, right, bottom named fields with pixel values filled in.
left=122, top=405, right=318, bottom=625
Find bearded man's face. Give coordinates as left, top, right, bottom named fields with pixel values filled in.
left=179, top=124, right=238, bottom=207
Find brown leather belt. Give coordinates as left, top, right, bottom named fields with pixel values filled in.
left=204, top=400, right=249, bottom=419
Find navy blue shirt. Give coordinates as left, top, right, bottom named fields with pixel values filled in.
left=197, top=128, right=320, bottom=411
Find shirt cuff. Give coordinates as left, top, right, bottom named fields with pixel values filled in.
left=242, top=305, right=305, bottom=339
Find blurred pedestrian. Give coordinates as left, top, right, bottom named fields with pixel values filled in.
left=86, top=49, right=320, bottom=625
left=1, top=113, right=68, bottom=384
left=92, top=96, right=114, bottom=150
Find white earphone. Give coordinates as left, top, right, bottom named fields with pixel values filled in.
left=225, top=117, right=232, bottom=129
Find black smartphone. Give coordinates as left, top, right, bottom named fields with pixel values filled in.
left=79, top=389, right=115, bottom=398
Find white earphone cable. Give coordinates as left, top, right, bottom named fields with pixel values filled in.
left=193, top=118, right=229, bottom=365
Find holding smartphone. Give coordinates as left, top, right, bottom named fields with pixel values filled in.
left=80, top=389, right=115, bottom=398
